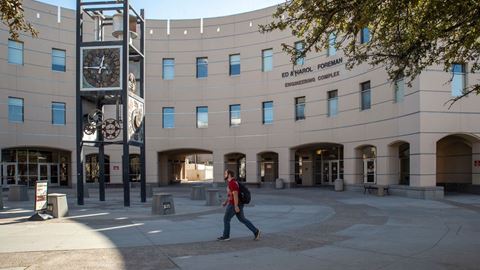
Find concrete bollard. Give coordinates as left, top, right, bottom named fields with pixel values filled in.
left=334, top=179, right=344, bottom=192
left=8, top=185, right=29, bottom=201
left=146, top=184, right=153, bottom=198
left=152, top=193, right=175, bottom=215
left=191, top=185, right=206, bottom=200
left=377, top=186, right=385, bottom=196
left=47, top=193, right=69, bottom=218
left=206, top=189, right=220, bottom=206
left=275, top=178, right=284, bottom=189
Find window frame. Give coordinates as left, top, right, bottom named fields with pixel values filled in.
left=262, top=101, right=273, bottom=125
left=451, top=63, right=466, bottom=97
left=229, top=54, right=241, bottom=76
left=361, top=27, right=370, bottom=44
left=229, top=104, right=241, bottom=127
left=162, top=58, right=175, bottom=80
left=327, top=33, right=337, bottom=57
left=327, top=90, right=338, bottom=117
left=394, top=77, right=405, bottom=103
left=295, top=96, right=306, bottom=121
left=8, top=97, right=24, bottom=123
left=262, top=48, right=273, bottom=72
left=51, top=48, right=66, bottom=72
left=51, top=101, right=66, bottom=125
left=8, top=39, right=24, bottom=65
left=196, top=106, right=208, bottom=128
left=196, top=57, right=208, bottom=78
left=360, top=81, right=371, bottom=111
left=294, top=41, right=305, bottom=66
left=162, top=107, right=175, bottom=129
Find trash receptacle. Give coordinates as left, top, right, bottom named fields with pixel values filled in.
left=275, top=178, right=284, bottom=189
left=334, top=179, right=343, bottom=192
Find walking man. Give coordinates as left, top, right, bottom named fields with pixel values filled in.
left=217, top=169, right=260, bottom=241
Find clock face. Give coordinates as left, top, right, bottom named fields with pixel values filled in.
left=81, top=46, right=122, bottom=90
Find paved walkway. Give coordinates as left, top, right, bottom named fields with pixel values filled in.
left=1, top=186, right=479, bottom=270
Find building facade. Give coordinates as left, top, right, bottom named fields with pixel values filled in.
left=1, top=0, right=480, bottom=198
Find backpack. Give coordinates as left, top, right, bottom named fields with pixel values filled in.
left=236, top=180, right=251, bottom=204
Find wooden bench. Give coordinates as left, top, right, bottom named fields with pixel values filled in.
left=364, top=184, right=389, bottom=196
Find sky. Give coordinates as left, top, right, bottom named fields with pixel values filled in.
left=37, top=0, right=286, bottom=19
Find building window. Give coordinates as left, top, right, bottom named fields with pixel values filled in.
left=361, top=27, right=370, bottom=44
left=328, top=33, right=336, bottom=56
left=262, top=48, right=273, bottom=72
left=52, top=102, right=66, bottom=125
left=196, top=106, right=208, bottom=128
left=8, top=97, right=24, bottom=123
left=295, top=41, right=305, bottom=65
left=229, top=104, right=241, bottom=126
left=360, top=81, right=371, bottom=110
left=394, top=77, right=405, bottom=103
left=8, top=40, right=23, bottom=65
left=295, top=96, right=305, bottom=120
left=52, top=48, right=66, bottom=72
left=328, top=90, right=338, bottom=117
left=162, top=58, right=175, bottom=80
left=229, top=54, right=240, bottom=76
left=262, top=101, right=273, bottom=124
left=162, top=107, right=175, bottom=128
left=196, top=57, right=208, bottom=78
left=452, top=63, right=465, bottom=97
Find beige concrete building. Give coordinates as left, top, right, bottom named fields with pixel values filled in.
left=1, top=0, right=480, bottom=199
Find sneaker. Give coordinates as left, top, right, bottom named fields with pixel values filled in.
left=254, top=229, right=260, bottom=241
left=217, top=236, right=230, bottom=241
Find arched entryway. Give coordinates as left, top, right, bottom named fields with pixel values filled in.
left=257, top=152, right=278, bottom=182
left=355, top=145, right=377, bottom=184
left=224, top=153, right=246, bottom=182
left=85, top=153, right=110, bottom=183
left=436, top=134, right=480, bottom=192
left=293, top=143, right=343, bottom=186
left=1, top=147, right=71, bottom=187
left=388, top=141, right=410, bottom=185
left=157, top=149, right=213, bottom=185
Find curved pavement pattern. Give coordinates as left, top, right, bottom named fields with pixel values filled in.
left=0, top=187, right=479, bottom=270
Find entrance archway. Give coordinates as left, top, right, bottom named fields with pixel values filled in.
left=224, top=153, right=246, bottom=182
left=257, top=152, right=278, bottom=182
left=1, top=147, right=71, bottom=187
left=355, top=145, right=377, bottom=184
left=158, top=149, right=213, bottom=185
left=436, top=134, right=480, bottom=192
left=293, top=143, right=343, bottom=186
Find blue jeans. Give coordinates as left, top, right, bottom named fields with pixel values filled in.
left=223, top=204, right=257, bottom=238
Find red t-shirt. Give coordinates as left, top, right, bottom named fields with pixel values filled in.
left=227, top=179, right=239, bottom=205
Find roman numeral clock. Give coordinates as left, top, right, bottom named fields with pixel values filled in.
left=76, top=0, right=146, bottom=207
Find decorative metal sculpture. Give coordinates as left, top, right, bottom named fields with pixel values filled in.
left=83, top=123, right=96, bottom=135
left=102, top=118, right=121, bottom=140
left=88, top=109, right=104, bottom=127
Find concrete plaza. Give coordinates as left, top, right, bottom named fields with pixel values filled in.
left=1, top=186, right=479, bottom=270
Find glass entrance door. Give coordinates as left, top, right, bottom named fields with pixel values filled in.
left=363, top=158, right=376, bottom=183
left=2, top=163, right=17, bottom=186
left=322, top=160, right=339, bottom=185
left=38, top=163, right=60, bottom=186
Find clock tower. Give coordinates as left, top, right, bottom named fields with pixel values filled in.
left=76, top=0, right=146, bottom=206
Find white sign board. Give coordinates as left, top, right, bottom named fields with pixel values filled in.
left=34, top=181, right=48, bottom=211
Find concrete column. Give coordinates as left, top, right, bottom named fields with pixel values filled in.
left=277, top=148, right=294, bottom=187
left=213, top=151, right=224, bottom=184
left=146, top=150, right=157, bottom=185
left=343, top=143, right=358, bottom=185
left=410, top=135, right=436, bottom=187
left=472, top=143, right=480, bottom=185
left=375, top=143, right=389, bottom=185
left=246, top=150, right=259, bottom=183
left=158, top=154, right=169, bottom=186
left=386, top=143, right=400, bottom=185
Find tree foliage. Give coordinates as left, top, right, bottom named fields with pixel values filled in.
left=260, top=0, right=480, bottom=104
left=1, top=0, right=38, bottom=40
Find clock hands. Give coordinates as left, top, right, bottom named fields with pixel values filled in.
left=98, top=55, right=105, bottom=74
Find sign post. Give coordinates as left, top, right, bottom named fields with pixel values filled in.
left=28, top=180, right=53, bottom=221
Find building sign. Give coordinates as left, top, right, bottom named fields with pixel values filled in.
left=282, top=57, right=343, bottom=87
left=34, top=181, right=48, bottom=212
